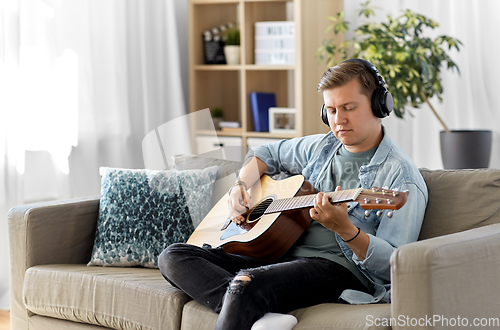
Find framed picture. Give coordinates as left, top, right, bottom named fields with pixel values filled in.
left=269, top=107, right=296, bottom=134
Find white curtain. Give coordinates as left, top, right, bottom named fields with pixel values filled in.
left=0, top=0, right=188, bottom=310
left=344, top=0, right=500, bottom=170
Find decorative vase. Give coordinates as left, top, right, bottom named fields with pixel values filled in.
left=440, top=130, right=493, bottom=169
left=224, top=45, right=240, bottom=65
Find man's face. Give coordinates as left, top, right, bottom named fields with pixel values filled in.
left=323, top=78, right=383, bottom=153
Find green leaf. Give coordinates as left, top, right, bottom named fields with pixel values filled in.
left=315, top=4, right=461, bottom=122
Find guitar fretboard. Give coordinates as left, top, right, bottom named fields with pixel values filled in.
left=263, top=188, right=362, bottom=214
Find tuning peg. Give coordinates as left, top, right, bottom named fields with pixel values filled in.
left=387, top=211, right=394, bottom=218
left=387, top=199, right=394, bottom=205
left=364, top=210, right=371, bottom=217
left=376, top=210, right=383, bottom=217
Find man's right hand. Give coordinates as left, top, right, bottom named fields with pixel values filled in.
left=227, top=184, right=251, bottom=225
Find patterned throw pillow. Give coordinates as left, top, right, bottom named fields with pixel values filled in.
left=88, top=166, right=217, bottom=268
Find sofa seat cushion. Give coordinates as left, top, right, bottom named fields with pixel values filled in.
left=180, top=299, right=392, bottom=330
left=291, top=303, right=391, bottom=330
left=23, top=264, right=191, bottom=330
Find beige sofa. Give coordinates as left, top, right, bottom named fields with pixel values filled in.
left=9, top=168, right=500, bottom=330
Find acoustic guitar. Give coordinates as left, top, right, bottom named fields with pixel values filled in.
left=187, top=174, right=408, bottom=262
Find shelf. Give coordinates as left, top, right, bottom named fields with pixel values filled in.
left=196, top=130, right=242, bottom=136
left=244, top=0, right=292, bottom=3
left=245, top=131, right=295, bottom=139
left=196, top=130, right=296, bottom=139
left=191, top=0, right=239, bottom=4
left=189, top=0, right=343, bottom=151
left=192, top=0, right=292, bottom=3
left=194, top=65, right=242, bottom=71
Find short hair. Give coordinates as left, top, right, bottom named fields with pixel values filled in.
left=317, top=60, right=377, bottom=101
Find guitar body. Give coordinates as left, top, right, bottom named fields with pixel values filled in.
left=187, top=174, right=317, bottom=262
left=187, top=174, right=408, bottom=263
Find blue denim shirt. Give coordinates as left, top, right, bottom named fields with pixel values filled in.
left=247, top=127, right=428, bottom=303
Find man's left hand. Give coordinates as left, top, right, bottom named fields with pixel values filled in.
left=309, top=186, right=356, bottom=238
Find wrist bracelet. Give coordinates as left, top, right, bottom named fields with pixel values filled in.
left=228, top=181, right=247, bottom=195
left=342, top=227, right=361, bottom=243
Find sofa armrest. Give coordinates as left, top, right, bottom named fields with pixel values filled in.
left=390, top=223, right=500, bottom=329
left=8, top=196, right=100, bottom=330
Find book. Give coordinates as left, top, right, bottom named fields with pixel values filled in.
left=219, top=121, right=241, bottom=128
left=250, top=92, right=276, bottom=132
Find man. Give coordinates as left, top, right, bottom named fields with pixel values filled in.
left=159, top=59, right=428, bottom=330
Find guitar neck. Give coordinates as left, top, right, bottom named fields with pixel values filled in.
left=264, top=188, right=362, bottom=214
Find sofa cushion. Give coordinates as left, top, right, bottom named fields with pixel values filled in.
left=172, top=154, right=242, bottom=219
left=23, top=264, right=191, bottom=330
left=172, top=154, right=242, bottom=181
left=419, top=168, right=500, bottom=240
left=291, top=303, right=391, bottom=330
left=88, top=166, right=217, bottom=268
left=180, top=300, right=392, bottom=330
left=180, top=301, right=217, bottom=330
left=29, top=315, right=112, bottom=329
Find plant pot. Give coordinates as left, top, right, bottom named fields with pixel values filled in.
left=212, top=117, right=222, bottom=130
left=224, top=45, right=240, bottom=65
left=440, top=130, right=493, bottom=169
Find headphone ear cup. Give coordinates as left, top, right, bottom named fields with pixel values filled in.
left=371, top=88, right=384, bottom=118
left=320, top=104, right=329, bottom=126
left=371, top=88, right=393, bottom=118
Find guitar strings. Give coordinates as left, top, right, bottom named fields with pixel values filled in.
left=263, top=189, right=360, bottom=214
left=249, top=188, right=401, bottom=215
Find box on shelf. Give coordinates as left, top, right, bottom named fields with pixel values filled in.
left=254, top=21, right=295, bottom=65
left=255, top=36, right=295, bottom=50
left=255, top=21, right=295, bottom=37
left=255, top=50, right=295, bottom=65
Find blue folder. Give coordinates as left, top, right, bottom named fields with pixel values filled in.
left=250, top=92, right=276, bottom=132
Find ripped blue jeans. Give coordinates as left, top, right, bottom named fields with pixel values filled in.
left=159, top=243, right=370, bottom=330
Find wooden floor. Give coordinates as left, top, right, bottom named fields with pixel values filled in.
left=0, top=310, right=9, bottom=330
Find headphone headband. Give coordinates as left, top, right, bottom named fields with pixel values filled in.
left=340, top=58, right=386, bottom=88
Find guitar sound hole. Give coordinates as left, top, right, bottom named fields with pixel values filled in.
left=246, top=198, right=274, bottom=223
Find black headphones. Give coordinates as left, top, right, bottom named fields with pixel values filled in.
left=320, top=58, right=393, bottom=126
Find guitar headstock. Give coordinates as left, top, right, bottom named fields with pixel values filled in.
left=355, top=187, right=408, bottom=210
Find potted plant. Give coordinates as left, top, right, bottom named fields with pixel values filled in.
left=211, top=107, right=224, bottom=130
left=317, top=1, right=492, bottom=169
left=223, top=27, right=240, bottom=65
